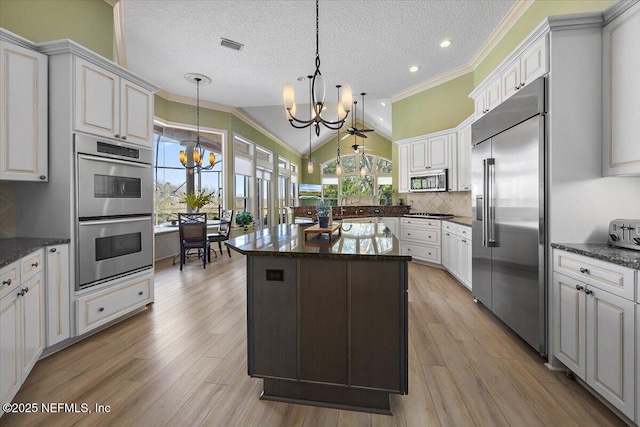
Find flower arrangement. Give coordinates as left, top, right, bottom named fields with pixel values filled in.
left=316, top=199, right=331, bottom=217
left=181, top=190, right=215, bottom=212
left=236, top=211, right=254, bottom=232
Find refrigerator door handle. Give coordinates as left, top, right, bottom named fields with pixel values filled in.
left=486, top=158, right=496, bottom=247
left=482, top=159, right=489, bottom=247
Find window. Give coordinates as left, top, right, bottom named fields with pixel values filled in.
left=235, top=174, right=251, bottom=213
left=153, top=123, right=223, bottom=226
left=320, top=154, right=392, bottom=204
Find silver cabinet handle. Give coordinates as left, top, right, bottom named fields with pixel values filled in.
left=50, top=248, right=57, bottom=253
left=579, top=267, right=589, bottom=274
left=2, top=278, right=11, bottom=286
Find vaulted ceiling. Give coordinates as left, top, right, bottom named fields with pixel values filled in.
left=122, top=0, right=517, bottom=154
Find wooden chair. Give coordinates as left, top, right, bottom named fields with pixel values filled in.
left=178, top=213, right=210, bottom=270
left=208, top=210, right=234, bottom=258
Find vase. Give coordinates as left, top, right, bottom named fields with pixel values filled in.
left=318, top=216, right=329, bottom=228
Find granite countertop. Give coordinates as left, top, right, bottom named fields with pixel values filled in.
left=226, top=223, right=411, bottom=261
left=1, top=237, right=71, bottom=268
left=446, top=217, right=472, bottom=227
left=550, top=243, right=640, bottom=270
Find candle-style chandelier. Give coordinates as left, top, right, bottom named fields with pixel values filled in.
left=282, top=0, right=352, bottom=137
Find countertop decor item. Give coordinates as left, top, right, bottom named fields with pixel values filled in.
left=236, top=211, right=254, bottom=232
left=316, top=199, right=331, bottom=228
left=282, top=0, right=351, bottom=137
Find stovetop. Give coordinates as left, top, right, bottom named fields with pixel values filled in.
left=404, top=212, right=455, bottom=219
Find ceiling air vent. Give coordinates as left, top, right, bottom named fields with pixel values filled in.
left=220, top=38, right=244, bottom=51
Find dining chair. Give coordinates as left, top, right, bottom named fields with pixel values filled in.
left=208, top=209, right=234, bottom=257
left=178, top=213, right=211, bottom=270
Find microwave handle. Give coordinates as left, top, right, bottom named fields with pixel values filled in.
left=78, top=154, right=151, bottom=168
left=79, top=216, right=152, bottom=226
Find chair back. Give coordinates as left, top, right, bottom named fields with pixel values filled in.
left=218, top=210, right=234, bottom=238
left=179, top=213, right=207, bottom=243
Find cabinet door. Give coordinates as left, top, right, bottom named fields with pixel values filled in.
left=398, top=144, right=410, bottom=193
left=410, top=139, right=427, bottom=171
left=553, top=274, right=586, bottom=379
left=442, top=232, right=451, bottom=269
left=474, top=91, right=487, bottom=118
left=120, top=79, right=153, bottom=146
left=603, top=2, right=640, bottom=176
left=74, top=57, right=120, bottom=139
left=380, top=217, right=398, bottom=237
left=457, top=236, right=471, bottom=290
left=0, top=42, right=48, bottom=181
left=428, top=135, right=448, bottom=169
left=447, top=133, right=457, bottom=190
left=464, top=239, right=472, bottom=290
left=520, top=35, right=548, bottom=86
left=0, top=289, right=21, bottom=409
left=20, top=273, right=45, bottom=379
left=586, top=287, right=635, bottom=419
left=501, top=60, right=520, bottom=101
left=485, top=77, right=502, bottom=111
left=46, top=245, right=70, bottom=347
left=457, top=124, right=471, bottom=191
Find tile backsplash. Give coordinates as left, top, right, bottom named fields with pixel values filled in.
left=0, top=182, right=16, bottom=237
left=406, top=191, right=471, bottom=217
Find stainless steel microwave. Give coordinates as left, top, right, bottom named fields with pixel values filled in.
left=410, top=169, right=448, bottom=192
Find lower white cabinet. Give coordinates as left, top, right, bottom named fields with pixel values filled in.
left=0, top=249, right=45, bottom=415
left=553, top=249, right=636, bottom=421
left=380, top=217, right=399, bottom=237
left=76, top=272, right=153, bottom=335
left=442, top=221, right=472, bottom=290
left=400, top=218, right=441, bottom=264
left=46, top=244, right=70, bottom=347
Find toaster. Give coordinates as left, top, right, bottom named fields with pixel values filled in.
left=608, top=219, right=640, bottom=251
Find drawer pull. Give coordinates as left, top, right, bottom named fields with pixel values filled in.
left=138, top=291, right=144, bottom=296
left=17, top=287, right=28, bottom=297
left=579, top=267, right=589, bottom=274
left=585, top=289, right=593, bottom=296
left=98, top=307, right=105, bottom=312
left=575, top=285, right=584, bottom=291
left=50, top=248, right=57, bottom=253
left=115, top=134, right=120, bottom=139
left=2, top=278, right=11, bottom=286
left=31, top=262, right=39, bottom=267
left=462, top=240, right=467, bottom=243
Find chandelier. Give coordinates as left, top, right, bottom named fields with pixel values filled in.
left=179, top=73, right=218, bottom=170
left=282, top=0, right=352, bottom=137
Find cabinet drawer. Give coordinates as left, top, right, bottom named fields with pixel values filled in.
left=0, top=261, right=20, bottom=299
left=401, top=218, right=440, bottom=229
left=553, top=250, right=635, bottom=301
left=401, top=228, right=440, bottom=245
left=442, top=221, right=456, bottom=232
left=401, top=242, right=441, bottom=264
left=20, top=250, right=43, bottom=283
left=77, top=275, right=153, bottom=335
left=455, top=225, right=471, bottom=239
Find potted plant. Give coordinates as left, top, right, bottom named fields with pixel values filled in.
left=316, top=199, right=331, bottom=228
left=236, top=211, right=254, bottom=233
left=181, top=190, right=215, bottom=212
left=380, top=186, right=394, bottom=206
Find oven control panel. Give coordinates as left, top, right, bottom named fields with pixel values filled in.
left=608, top=219, right=640, bottom=251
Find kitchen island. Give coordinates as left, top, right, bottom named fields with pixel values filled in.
left=226, top=223, right=410, bottom=414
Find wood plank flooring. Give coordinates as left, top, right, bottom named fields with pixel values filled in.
left=1, top=256, right=627, bottom=426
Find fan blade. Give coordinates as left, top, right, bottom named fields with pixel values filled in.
left=341, top=133, right=351, bottom=140
left=355, top=132, right=368, bottom=139
left=361, top=128, right=374, bottom=132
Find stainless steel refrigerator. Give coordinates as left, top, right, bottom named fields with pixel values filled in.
left=471, top=77, right=546, bottom=356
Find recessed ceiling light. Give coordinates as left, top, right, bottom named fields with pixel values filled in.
left=409, top=66, right=420, bottom=73
left=379, top=117, right=384, bottom=121
left=381, top=102, right=386, bottom=107
left=440, top=40, right=452, bottom=48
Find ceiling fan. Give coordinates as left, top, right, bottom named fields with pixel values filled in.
left=342, top=93, right=374, bottom=140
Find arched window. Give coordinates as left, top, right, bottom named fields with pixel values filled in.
left=320, top=155, right=392, bottom=206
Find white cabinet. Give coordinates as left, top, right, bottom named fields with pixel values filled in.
left=380, top=217, right=399, bottom=237
left=398, top=143, right=410, bottom=193
left=442, top=221, right=472, bottom=290
left=0, top=40, right=48, bottom=181
left=553, top=249, right=636, bottom=420
left=46, top=244, right=70, bottom=347
left=74, top=57, right=153, bottom=146
left=603, top=1, right=640, bottom=176
left=400, top=218, right=441, bottom=264
left=410, top=135, right=450, bottom=172
left=471, top=34, right=547, bottom=119
left=456, top=118, right=473, bottom=191
left=0, top=249, right=45, bottom=414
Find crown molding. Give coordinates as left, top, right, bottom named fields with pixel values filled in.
left=604, top=0, right=638, bottom=24
left=391, top=0, right=534, bottom=103
left=0, top=27, right=37, bottom=49
left=104, top=0, right=119, bottom=7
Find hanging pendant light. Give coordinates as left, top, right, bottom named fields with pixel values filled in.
left=335, top=130, right=342, bottom=176
left=282, top=0, right=352, bottom=137
left=179, top=73, right=219, bottom=171
left=307, top=122, right=314, bottom=174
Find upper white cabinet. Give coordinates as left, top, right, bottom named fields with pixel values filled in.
left=603, top=1, right=640, bottom=176
left=456, top=117, right=473, bottom=191
left=0, top=39, right=48, bottom=182
left=74, top=57, right=153, bottom=147
left=410, top=134, right=450, bottom=172
left=471, top=34, right=548, bottom=119
left=398, top=143, right=410, bottom=193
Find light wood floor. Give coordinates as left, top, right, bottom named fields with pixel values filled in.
left=2, top=254, right=627, bottom=427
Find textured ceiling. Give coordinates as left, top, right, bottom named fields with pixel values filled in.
left=123, top=0, right=516, bottom=154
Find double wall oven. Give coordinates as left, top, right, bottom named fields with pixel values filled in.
left=75, top=133, right=153, bottom=290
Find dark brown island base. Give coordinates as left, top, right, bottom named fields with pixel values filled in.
left=226, top=223, right=410, bottom=415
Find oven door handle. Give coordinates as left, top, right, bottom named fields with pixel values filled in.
left=79, top=216, right=152, bottom=226
left=78, top=154, right=151, bottom=168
